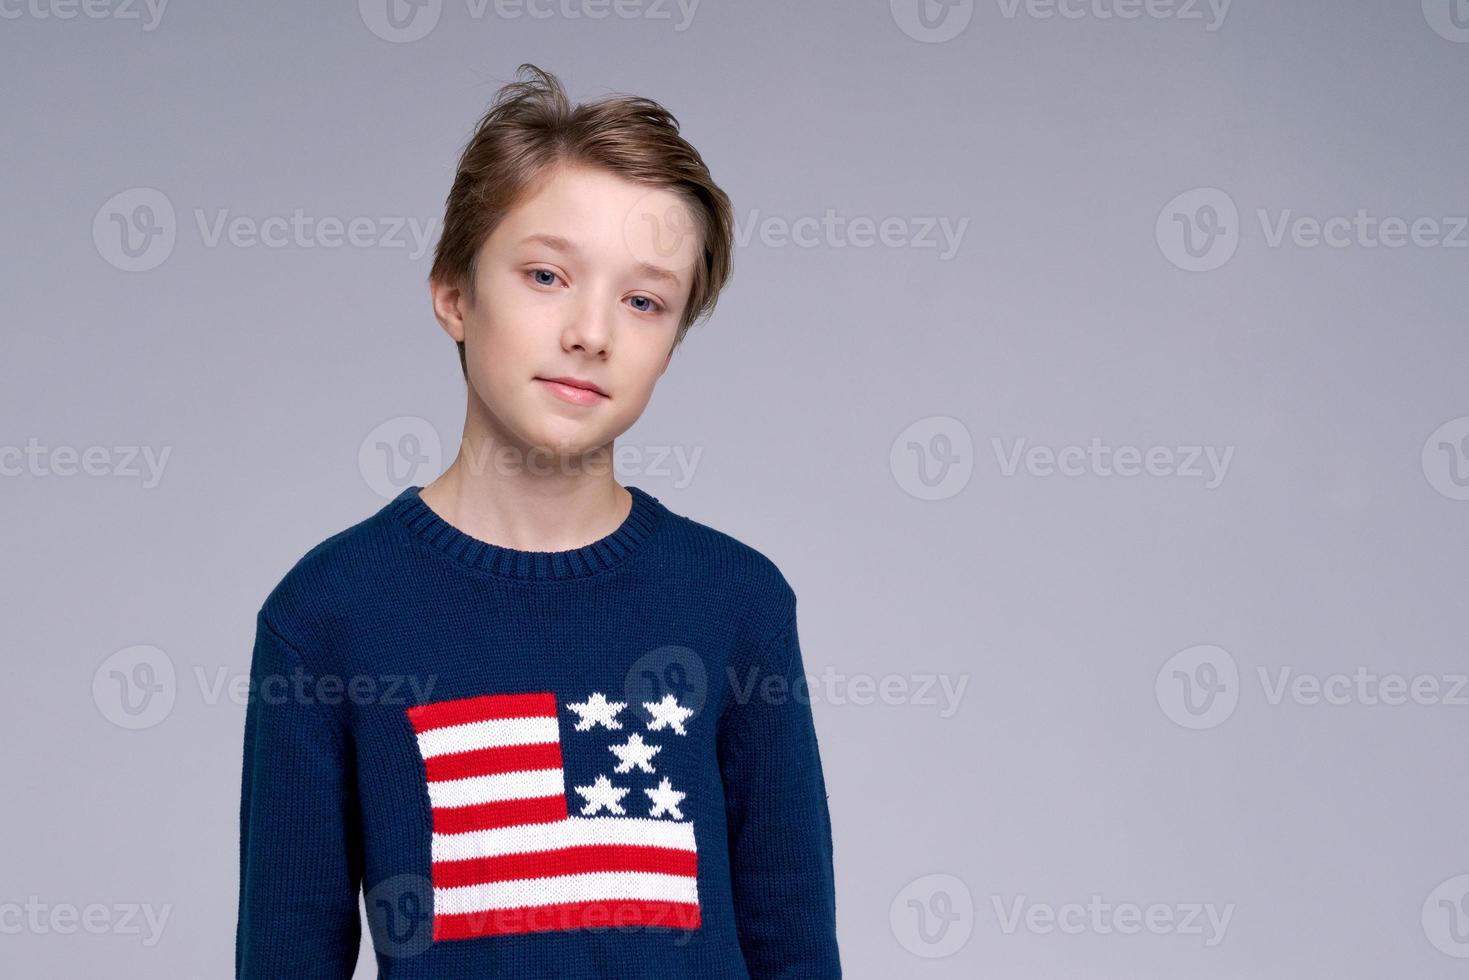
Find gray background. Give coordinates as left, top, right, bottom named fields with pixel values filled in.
left=3, top=0, right=1468, bottom=976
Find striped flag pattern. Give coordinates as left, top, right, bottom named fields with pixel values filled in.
left=405, top=691, right=701, bottom=940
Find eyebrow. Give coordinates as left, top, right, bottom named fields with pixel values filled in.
left=518, top=233, right=683, bottom=288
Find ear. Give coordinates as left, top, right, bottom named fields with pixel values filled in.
left=429, top=276, right=467, bottom=344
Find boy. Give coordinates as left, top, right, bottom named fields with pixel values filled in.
left=236, top=64, right=842, bottom=979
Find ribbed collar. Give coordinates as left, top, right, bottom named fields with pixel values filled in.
left=388, top=484, right=664, bottom=582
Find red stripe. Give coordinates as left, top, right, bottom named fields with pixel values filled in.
left=407, top=692, right=558, bottom=733
left=432, top=795, right=568, bottom=835
left=432, top=844, right=698, bottom=889
left=435, top=899, right=701, bottom=939
left=424, top=742, right=563, bottom=782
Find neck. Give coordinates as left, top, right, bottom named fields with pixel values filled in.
left=419, top=412, right=630, bottom=554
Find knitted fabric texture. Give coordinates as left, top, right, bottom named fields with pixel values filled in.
left=235, top=485, right=841, bottom=979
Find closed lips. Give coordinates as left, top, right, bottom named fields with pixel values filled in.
left=540, top=377, right=607, bottom=396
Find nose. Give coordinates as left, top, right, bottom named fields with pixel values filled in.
left=561, top=291, right=612, bottom=358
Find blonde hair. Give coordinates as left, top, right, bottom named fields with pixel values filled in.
left=429, top=64, right=735, bottom=378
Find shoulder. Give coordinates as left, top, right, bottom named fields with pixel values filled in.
left=651, top=497, right=798, bottom=636
left=256, top=494, right=406, bottom=651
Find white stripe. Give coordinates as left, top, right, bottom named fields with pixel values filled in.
left=427, top=768, right=565, bottom=809
left=435, top=871, right=699, bottom=915
left=432, top=815, right=697, bottom=863
left=416, top=716, right=560, bottom=759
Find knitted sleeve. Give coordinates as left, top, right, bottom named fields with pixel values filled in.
left=236, top=611, right=363, bottom=978
left=717, top=602, right=843, bottom=978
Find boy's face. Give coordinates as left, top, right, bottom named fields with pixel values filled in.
left=432, top=162, right=700, bottom=462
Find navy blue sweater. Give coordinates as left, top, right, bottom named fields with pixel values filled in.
left=236, top=485, right=841, bottom=978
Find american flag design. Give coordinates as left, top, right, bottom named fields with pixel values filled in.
left=405, top=690, right=701, bottom=941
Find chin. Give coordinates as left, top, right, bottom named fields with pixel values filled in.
left=522, top=423, right=608, bottom=461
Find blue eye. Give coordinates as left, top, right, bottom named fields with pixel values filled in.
left=526, top=268, right=663, bottom=315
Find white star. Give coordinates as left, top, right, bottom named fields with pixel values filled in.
left=609, top=733, right=662, bottom=774
left=573, top=774, right=630, bottom=816
left=643, top=694, right=693, bottom=735
left=567, top=692, right=626, bottom=731
left=645, top=776, right=687, bottom=819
